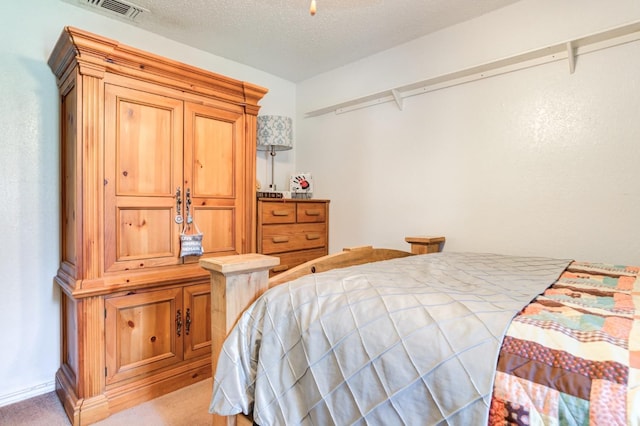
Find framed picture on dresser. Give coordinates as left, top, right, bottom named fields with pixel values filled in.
left=290, top=172, right=313, bottom=198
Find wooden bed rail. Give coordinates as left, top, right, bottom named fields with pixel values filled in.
left=199, top=235, right=444, bottom=426
left=268, top=246, right=412, bottom=287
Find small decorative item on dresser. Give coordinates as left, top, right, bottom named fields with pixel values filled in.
left=256, top=191, right=284, bottom=199
left=290, top=172, right=313, bottom=199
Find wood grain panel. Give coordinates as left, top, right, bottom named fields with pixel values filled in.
left=191, top=206, right=236, bottom=256
left=105, top=288, right=183, bottom=385
left=115, top=100, right=175, bottom=195
left=184, top=283, right=212, bottom=360
left=61, top=85, right=77, bottom=269
left=261, top=223, right=327, bottom=254
left=104, top=84, right=183, bottom=272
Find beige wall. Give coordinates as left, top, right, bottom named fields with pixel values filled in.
left=296, top=0, right=640, bottom=265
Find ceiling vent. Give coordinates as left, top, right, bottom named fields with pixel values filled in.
left=68, top=0, right=148, bottom=22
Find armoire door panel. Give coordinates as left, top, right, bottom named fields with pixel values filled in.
left=104, top=84, right=184, bottom=272
left=191, top=117, right=234, bottom=197
left=105, top=199, right=181, bottom=271
left=115, top=101, right=176, bottom=196
left=106, top=85, right=183, bottom=197
left=116, top=207, right=174, bottom=260
left=105, top=288, right=184, bottom=385
left=183, top=102, right=244, bottom=258
left=184, top=102, right=243, bottom=199
left=183, top=283, right=211, bottom=360
left=194, top=206, right=236, bottom=255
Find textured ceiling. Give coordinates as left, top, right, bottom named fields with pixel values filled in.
left=70, top=0, right=521, bottom=82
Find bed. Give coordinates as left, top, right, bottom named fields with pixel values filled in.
left=199, top=237, right=640, bottom=426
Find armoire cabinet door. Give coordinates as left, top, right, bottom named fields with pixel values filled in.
left=183, top=102, right=245, bottom=260
left=104, top=84, right=184, bottom=273
left=105, top=287, right=184, bottom=385
left=183, top=282, right=211, bottom=360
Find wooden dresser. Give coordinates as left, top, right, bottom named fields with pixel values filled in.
left=257, top=198, right=330, bottom=275
left=47, top=27, right=267, bottom=425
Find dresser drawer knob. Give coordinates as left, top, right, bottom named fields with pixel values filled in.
left=304, top=210, right=321, bottom=216
left=306, top=233, right=321, bottom=240
left=272, top=236, right=290, bottom=243
left=272, top=210, right=290, bottom=217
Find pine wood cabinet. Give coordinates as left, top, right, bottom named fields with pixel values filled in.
left=257, top=199, right=330, bottom=275
left=103, top=83, right=245, bottom=272
left=48, top=27, right=267, bottom=425
left=104, top=283, right=211, bottom=384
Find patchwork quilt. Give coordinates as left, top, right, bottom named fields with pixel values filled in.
left=210, top=252, right=572, bottom=425
left=490, top=261, right=640, bottom=425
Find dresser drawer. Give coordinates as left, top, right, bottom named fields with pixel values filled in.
left=296, top=202, right=327, bottom=223
left=257, top=198, right=330, bottom=275
left=270, top=248, right=328, bottom=275
left=260, top=202, right=296, bottom=224
left=261, top=223, right=327, bottom=254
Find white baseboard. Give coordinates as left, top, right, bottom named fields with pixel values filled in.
left=0, top=381, right=56, bottom=407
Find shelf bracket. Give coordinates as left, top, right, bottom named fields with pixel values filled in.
left=391, top=89, right=404, bottom=110
left=566, top=41, right=576, bottom=74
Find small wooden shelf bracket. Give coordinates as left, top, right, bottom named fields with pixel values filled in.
left=391, top=89, right=404, bottom=111
left=566, top=41, right=576, bottom=74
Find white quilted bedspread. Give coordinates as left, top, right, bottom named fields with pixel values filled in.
left=210, top=252, right=571, bottom=425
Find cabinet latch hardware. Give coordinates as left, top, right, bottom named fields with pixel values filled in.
left=176, top=309, right=182, bottom=337
left=185, top=188, right=193, bottom=224
left=185, top=308, right=191, bottom=336
left=175, top=187, right=183, bottom=224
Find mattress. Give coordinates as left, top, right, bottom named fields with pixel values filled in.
left=209, top=252, right=580, bottom=425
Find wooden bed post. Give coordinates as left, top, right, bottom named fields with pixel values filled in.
left=200, top=254, right=280, bottom=426
left=405, top=236, right=446, bottom=254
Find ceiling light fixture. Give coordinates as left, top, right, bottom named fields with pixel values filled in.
left=309, top=0, right=317, bottom=16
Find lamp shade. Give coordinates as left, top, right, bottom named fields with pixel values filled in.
left=257, top=115, right=293, bottom=151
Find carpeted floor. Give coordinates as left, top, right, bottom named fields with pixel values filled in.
left=0, top=378, right=213, bottom=425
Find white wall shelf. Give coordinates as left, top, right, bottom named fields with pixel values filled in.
left=306, top=20, right=640, bottom=118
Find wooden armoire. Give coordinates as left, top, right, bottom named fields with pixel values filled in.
left=47, top=27, right=267, bottom=425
